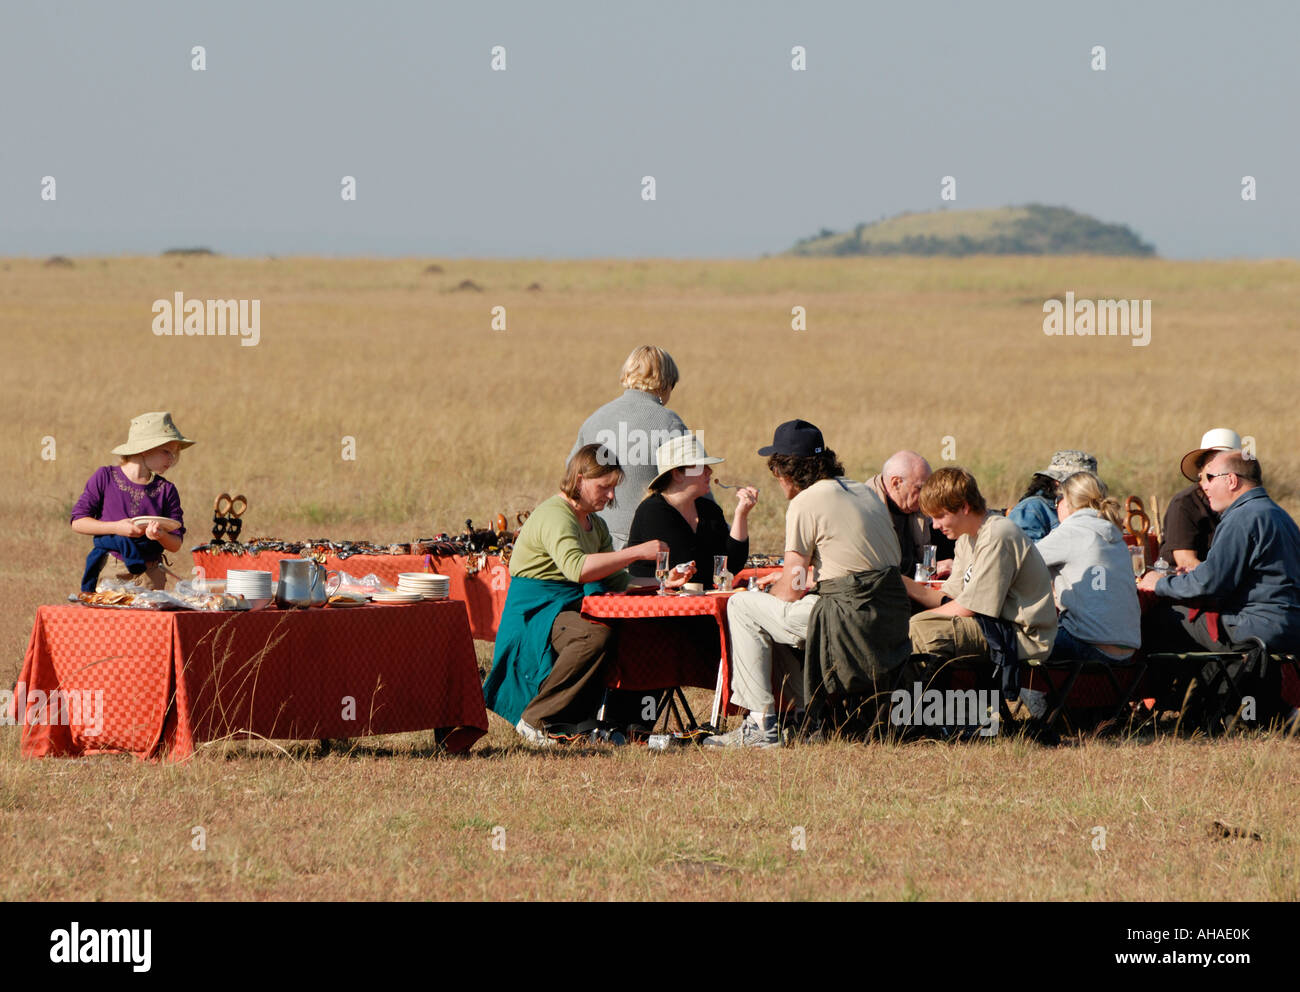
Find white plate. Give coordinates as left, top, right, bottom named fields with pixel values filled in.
left=132, top=515, right=183, bottom=532
left=371, top=592, right=424, bottom=603
left=398, top=572, right=450, bottom=582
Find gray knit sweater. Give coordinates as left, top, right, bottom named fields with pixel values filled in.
left=569, top=389, right=689, bottom=548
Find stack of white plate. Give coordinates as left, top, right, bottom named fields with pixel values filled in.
left=396, top=572, right=451, bottom=599
left=227, top=569, right=274, bottom=608
left=371, top=591, right=424, bottom=604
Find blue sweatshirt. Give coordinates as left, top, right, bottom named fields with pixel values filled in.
left=1154, top=487, right=1300, bottom=650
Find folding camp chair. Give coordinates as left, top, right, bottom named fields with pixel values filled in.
left=1277, top=653, right=1300, bottom=737
left=1028, top=654, right=1150, bottom=735
left=1144, top=638, right=1280, bottom=735
left=904, top=652, right=1016, bottom=741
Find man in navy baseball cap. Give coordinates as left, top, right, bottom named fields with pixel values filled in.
left=757, top=419, right=825, bottom=457
left=705, top=419, right=910, bottom=748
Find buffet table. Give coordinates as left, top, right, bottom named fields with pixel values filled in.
left=193, top=549, right=509, bottom=640
left=14, top=600, right=488, bottom=760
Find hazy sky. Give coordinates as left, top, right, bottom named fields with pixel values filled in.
left=3, top=0, right=1296, bottom=259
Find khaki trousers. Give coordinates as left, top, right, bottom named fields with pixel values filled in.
left=908, top=612, right=990, bottom=660
left=102, top=560, right=169, bottom=591
left=521, top=612, right=613, bottom=729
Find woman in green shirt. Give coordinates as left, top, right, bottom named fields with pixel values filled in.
left=483, top=444, right=686, bottom=747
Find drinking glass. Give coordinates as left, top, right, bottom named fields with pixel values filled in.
left=655, top=551, right=671, bottom=594
left=713, top=555, right=729, bottom=591
left=1129, top=544, right=1145, bottom=578
left=921, top=545, right=937, bottom=575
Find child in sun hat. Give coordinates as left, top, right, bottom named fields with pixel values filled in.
left=71, top=412, right=195, bottom=591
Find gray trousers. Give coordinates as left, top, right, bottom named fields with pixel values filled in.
left=726, top=590, right=815, bottom=713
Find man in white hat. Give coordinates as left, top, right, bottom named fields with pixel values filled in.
left=1140, top=450, right=1300, bottom=656
left=1158, top=428, right=1241, bottom=568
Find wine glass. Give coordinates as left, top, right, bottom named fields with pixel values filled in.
left=655, top=551, right=671, bottom=594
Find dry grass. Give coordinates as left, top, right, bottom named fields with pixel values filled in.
left=2, top=255, right=1299, bottom=900
left=2, top=722, right=1296, bottom=901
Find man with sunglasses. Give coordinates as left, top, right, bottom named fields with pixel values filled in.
left=1139, top=450, right=1300, bottom=653
left=1157, top=427, right=1241, bottom=569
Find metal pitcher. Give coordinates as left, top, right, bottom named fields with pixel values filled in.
left=277, top=558, right=328, bottom=608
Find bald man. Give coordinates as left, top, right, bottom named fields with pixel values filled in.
left=867, top=451, right=934, bottom=579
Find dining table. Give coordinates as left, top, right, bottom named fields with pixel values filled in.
left=13, top=599, right=488, bottom=760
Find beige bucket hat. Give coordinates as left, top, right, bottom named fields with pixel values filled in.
left=651, top=433, right=724, bottom=488
left=111, top=411, right=196, bottom=456
left=1180, top=427, right=1241, bottom=481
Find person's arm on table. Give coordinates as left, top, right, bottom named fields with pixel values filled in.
left=578, top=541, right=665, bottom=582
left=1142, top=523, right=1246, bottom=600
left=760, top=550, right=812, bottom=603
left=904, top=575, right=941, bottom=609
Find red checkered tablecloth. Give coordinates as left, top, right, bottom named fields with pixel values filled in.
left=14, top=601, right=488, bottom=760
left=193, top=550, right=509, bottom=640
left=581, top=591, right=736, bottom=722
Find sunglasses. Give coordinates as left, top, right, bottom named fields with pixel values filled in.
left=1199, top=471, right=1234, bottom=483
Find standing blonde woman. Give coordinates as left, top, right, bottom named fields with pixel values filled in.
left=570, top=345, right=689, bottom=549
left=1034, top=472, right=1141, bottom=662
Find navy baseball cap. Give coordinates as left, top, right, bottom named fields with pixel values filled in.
left=758, top=420, right=825, bottom=457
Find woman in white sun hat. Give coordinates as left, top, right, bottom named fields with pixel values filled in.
left=71, top=411, right=195, bottom=591
left=626, top=433, right=758, bottom=590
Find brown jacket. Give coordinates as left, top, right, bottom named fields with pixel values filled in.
left=866, top=473, right=931, bottom=575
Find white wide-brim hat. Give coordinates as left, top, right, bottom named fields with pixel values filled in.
left=1180, top=427, right=1242, bottom=481
left=651, top=433, right=724, bottom=487
left=111, top=411, right=196, bottom=456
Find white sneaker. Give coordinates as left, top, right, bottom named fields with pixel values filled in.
left=515, top=718, right=555, bottom=749
left=703, top=714, right=780, bottom=749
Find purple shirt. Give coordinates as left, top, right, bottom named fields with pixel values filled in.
left=71, top=466, right=186, bottom=539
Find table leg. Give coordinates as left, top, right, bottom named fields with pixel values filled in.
left=710, top=658, right=725, bottom=731
left=670, top=687, right=699, bottom=731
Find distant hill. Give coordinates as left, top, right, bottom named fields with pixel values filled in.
left=789, top=205, right=1156, bottom=257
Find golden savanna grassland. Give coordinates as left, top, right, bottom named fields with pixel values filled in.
left=1, top=255, right=1297, bottom=900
